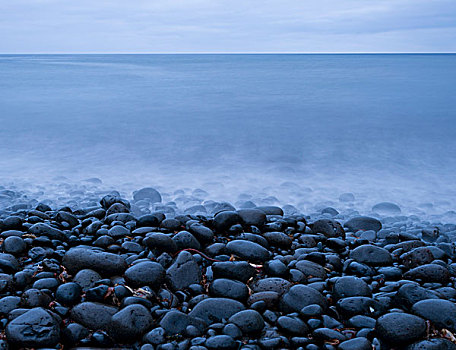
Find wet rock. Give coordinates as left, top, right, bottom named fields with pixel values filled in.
left=166, top=251, right=201, bottom=290
left=350, top=244, right=392, bottom=265
left=144, top=233, right=178, bottom=253
left=333, top=276, right=371, bottom=300
left=406, top=338, right=456, bottom=350
left=29, top=223, right=66, bottom=241
left=237, top=209, right=267, bottom=227
left=125, top=261, right=165, bottom=288
left=205, top=335, right=237, bottom=350
left=212, top=261, right=256, bottom=283
left=70, top=302, right=118, bottom=331
left=311, top=219, right=345, bottom=238
left=338, top=337, right=372, bottom=350
left=404, top=264, right=450, bottom=283
left=226, top=240, right=270, bottom=263
left=394, top=284, right=439, bottom=310
left=133, top=187, right=162, bottom=203
left=189, top=298, right=245, bottom=324
left=109, top=304, right=153, bottom=342
left=210, top=278, right=249, bottom=301
left=295, top=260, right=327, bottom=280
left=280, top=284, right=326, bottom=313
left=173, top=231, right=201, bottom=250
left=6, top=307, right=60, bottom=347
left=2, top=236, right=26, bottom=255
left=256, top=206, right=284, bottom=216
left=345, top=216, right=382, bottom=233
left=372, top=202, right=401, bottom=215
left=263, top=231, right=292, bottom=248
left=376, top=312, right=426, bottom=346
left=411, top=299, right=456, bottom=332
left=63, top=246, right=127, bottom=276
left=401, top=247, right=435, bottom=269
left=228, top=310, right=264, bottom=334
left=251, top=277, right=292, bottom=295
left=73, top=269, right=102, bottom=291
left=213, top=211, right=241, bottom=232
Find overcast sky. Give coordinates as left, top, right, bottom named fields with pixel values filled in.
left=1, top=0, right=455, bottom=53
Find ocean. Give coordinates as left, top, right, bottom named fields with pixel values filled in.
left=0, top=54, right=455, bottom=217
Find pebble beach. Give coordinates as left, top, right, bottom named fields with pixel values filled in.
left=1, top=184, right=456, bottom=350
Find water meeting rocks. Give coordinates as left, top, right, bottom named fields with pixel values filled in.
left=0, top=189, right=455, bottom=348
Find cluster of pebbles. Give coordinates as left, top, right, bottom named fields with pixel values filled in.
left=0, top=186, right=456, bottom=349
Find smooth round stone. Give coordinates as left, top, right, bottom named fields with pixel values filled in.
left=213, top=211, right=241, bottom=233
left=411, top=299, right=456, bottom=332
left=338, top=337, right=372, bottom=350
left=108, top=225, right=129, bottom=238
left=62, top=246, right=127, bottom=276
left=372, top=202, right=401, bottom=215
left=210, top=279, right=249, bottom=301
left=6, top=307, right=60, bottom=348
left=251, top=277, right=292, bottom=295
left=300, top=304, right=323, bottom=317
left=0, top=296, right=21, bottom=314
left=173, top=231, right=201, bottom=250
left=125, top=261, right=165, bottom=287
left=189, top=298, right=245, bottom=324
left=32, top=277, right=59, bottom=290
left=73, top=269, right=102, bottom=292
left=166, top=251, right=201, bottom=290
left=339, top=193, right=355, bottom=202
left=311, top=219, right=345, bottom=238
left=70, top=302, right=118, bottom=331
left=333, top=276, right=372, bottom=300
left=20, top=289, right=51, bottom=308
left=109, top=304, right=153, bottom=342
left=321, top=207, right=339, bottom=216
left=263, top=232, right=292, bottom=248
left=401, top=247, right=435, bottom=269
left=394, top=284, right=439, bottom=310
left=350, top=244, right=392, bottom=265
left=348, top=315, right=376, bottom=329
left=2, top=236, right=26, bottom=255
left=223, top=323, right=242, bottom=339
left=404, top=263, right=450, bottom=283
left=228, top=310, right=264, bottom=334
left=256, top=206, right=284, bottom=216
left=137, top=214, right=160, bottom=227
left=133, top=187, right=162, bottom=203
left=237, top=209, right=267, bottom=227
left=55, top=282, right=82, bottom=306
left=226, top=240, right=270, bottom=263
left=406, top=338, right=456, bottom=350
left=376, top=312, right=426, bottom=345
left=212, top=261, right=256, bottom=283
left=143, top=233, right=177, bottom=253
left=188, top=223, right=214, bottom=243
left=344, top=216, right=382, bottom=233
left=280, top=284, right=326, bottom=313
left=312, top=328, right=346, bottom=342
left=277, top=315, right=308, bottom=335
left=205, top=335, right=237, bottom=350
left=266, top=260, right=288, bottom=277
left=295, top=260, right=327, bottom=280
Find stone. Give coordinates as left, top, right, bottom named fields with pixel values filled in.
left=125, top=261, right=165, bottom=288
left=295, top=260, right=327, bottom=280
left=213, top=211, right=241, bottom=232
left=228, top=310, right=264, bottom=334
left=345, top=216, right=382, bottom=233
left=311, top=219, right=345, bottom=238
left=209, top=278, right=249, bottom=301
left=166, top=251, right=201, bottom=290
left=212, top=261, right=256, bottom=283
left=376, top=312, right=426, bottom=346
left=109, top=304, right=153, bottom=342
left=280, top=284, right=326, bottom=313
left=189, top=298, right=245, bottom=324
left=411, top=299, right=456, bottom=332
left=226, top=240, right=270, bottom=263
left=6, top=307, right=60, bottom=347
left=350, top=244, right=392, bottom=265
left=62, top=246, right=127, bottom=276
left=333, top=276, right=372, bottom=300
left=372, top=202, right=401, bottom=215
left=237, top=209, right=267, bottom=227
left=70, top=302, right=118, bottom=331
left=133, top=187, right=162, bottom=203
left=404, top=264, right=450, bottom=283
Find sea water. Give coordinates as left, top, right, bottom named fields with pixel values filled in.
left=0, top=54, right=455, bottom=216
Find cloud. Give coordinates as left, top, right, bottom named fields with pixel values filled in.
left=0, top=0, right=455, bottom=52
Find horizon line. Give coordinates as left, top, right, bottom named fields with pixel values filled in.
left=1, top=51, right=456, bottom=55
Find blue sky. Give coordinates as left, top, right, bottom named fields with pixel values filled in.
left=1, top=0, right=455, bottom=53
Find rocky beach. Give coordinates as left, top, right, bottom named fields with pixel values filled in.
left=0, top=184, right=456, bottom=350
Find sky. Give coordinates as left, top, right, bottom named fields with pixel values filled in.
left=1, top=0, right=455, bottom=53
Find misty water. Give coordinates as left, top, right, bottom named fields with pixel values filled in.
left=1, top=54, right=455, bottom=218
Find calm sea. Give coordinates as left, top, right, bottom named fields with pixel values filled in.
left=0, top=54, right=455, bottom=214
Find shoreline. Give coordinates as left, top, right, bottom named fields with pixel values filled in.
left=0, top=187, right=455, bottom=348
